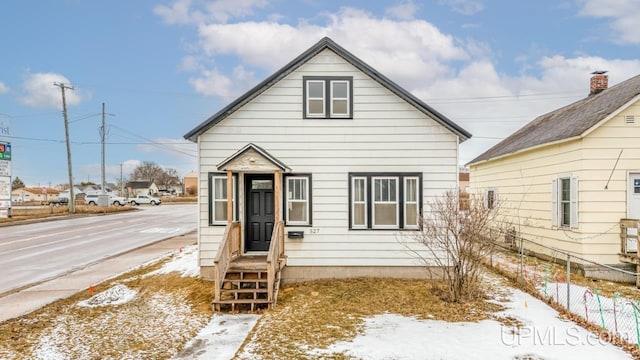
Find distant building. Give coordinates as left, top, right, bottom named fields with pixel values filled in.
left=183, top=172, right=197, bottom=196
left=126, top=181, right=159, bottom=196
left=12, top=187, right=60, bottom=202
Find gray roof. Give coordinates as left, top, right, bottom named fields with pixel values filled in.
left=184, top=37, right=471, bottom=142
left=469, top=74, right=640, bottom=165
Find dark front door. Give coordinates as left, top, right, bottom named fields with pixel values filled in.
left=245, top=174, right=274, bottom=252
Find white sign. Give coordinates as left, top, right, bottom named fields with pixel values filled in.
left=0, top=160, right=10, bottom=177
left=0, top=176, right=9, bottom=199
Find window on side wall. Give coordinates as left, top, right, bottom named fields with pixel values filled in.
left=209, top=173, right=236, bottom=225
left=349, top=173, right=421, bottom=230
left=485, top=188, right=497, bottom=209
left=552, top=176, right=578, bottom=228
left=303, top=76, right=353, bottom=119
left=284, top=174, right=312, bottom=226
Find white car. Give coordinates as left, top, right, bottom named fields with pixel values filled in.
left=129, top=195, right=161, bottom=206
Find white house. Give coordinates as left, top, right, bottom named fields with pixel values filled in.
left=184, top=37, right=471, bottom=309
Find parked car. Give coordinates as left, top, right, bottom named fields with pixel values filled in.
left=85, top=194, right=127, bottom=206
left=129, top=195, right=161, bottom=206
left=50, top=197, right=69, bottom=206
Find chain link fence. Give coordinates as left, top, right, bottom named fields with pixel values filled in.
left=487, top=231, right=640, bottom=349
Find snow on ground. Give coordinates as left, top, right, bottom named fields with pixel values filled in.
left=173, top=314, right=260, bottom=360
left=311, top=285, right=632, bottom=359
left=77, top=284, right=137, bottom=307
left=147, top=245, right=199, bottom=277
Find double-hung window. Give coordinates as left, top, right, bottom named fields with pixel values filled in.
left=349, top=173, right=421, bottom=230
left=552, top=176, right=578, bottom=228
left=485, top=188, right=497, bottom=209
left=284, top=174, right=312, bottom=226
left=303, top=76, right=352, bottom=119
left=209, top=173, right=236, bottom=225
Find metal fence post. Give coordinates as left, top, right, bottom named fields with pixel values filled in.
left=566, top=254, right=571, bottom=312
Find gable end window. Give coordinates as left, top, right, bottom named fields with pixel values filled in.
left=209, top=173, right=237, bottom=226
left=349, top=173, right=421, bottom=230
left=303, top=76, right=353, bottom=119
left=551, top=176, right=578, bottom=229
left=284, top=174, right=312, bottom=226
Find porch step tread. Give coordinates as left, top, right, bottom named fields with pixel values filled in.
left=221, top=288, right=269, bottom=294
left=213, top=299, right=272, bottom=304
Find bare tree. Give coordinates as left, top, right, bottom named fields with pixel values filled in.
left=130, top=162, right=180, bottom=191
left=12, top=177, right=25, bottom=189
left=406, top=190, right=504, bottom=303
left=130, top=161, right=165, bottom=182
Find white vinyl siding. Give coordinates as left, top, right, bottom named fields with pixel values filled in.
left=286, top=175, right=310, bottom=225
left=196, top=48, right=460, bottom=268
left=210, top=174, right=236, bottom=225
left=351, top=176, right=367, bottom=229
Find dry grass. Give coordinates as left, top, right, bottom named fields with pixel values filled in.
left=236, top=278, right=504, bottom=359
left=0, top=255, right=215, bottom=360
left=0, top=205, right=135, bottom=223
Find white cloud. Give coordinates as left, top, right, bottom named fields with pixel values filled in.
left=385, top=1, right=419, bottom=20
left=157, top=2, right=640, bottom=164
left=21, top=72, right=82, bottom=109
left=0, top=82, right=9, bottom=94
left=577, top=0, right=640, bottom=44
left=192, top=7, right=469, bottom=95
left=437, top=0, right=484, bottom=15
left=154, top=0, right=268, bottom=25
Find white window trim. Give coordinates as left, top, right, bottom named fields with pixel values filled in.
left=330, top=80, right=350, bottom=118
left=484, top=187, right=497, bottom=210
left=403, top=176, right=419, bottom=229
left=372, top=176, right=399, bottom=229
left=211, top=174, right=236, bottom=225
left=552, top=176, right=578, bottom=229
left=305, top=80, right=326, bottom=118
left=285, top=176, right=310, bottom=225
left=351, top=176, right=368, bottom=229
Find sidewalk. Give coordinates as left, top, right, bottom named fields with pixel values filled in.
left=0, top=231, right=197, bottom=323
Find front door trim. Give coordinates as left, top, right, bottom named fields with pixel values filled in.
left=244, top=173, right=275, bottom=253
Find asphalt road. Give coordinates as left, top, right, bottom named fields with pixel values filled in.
left=0, top=204, right=197, bottom=295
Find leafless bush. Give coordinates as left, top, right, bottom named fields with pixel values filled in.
left=406, top=190, right=505, bottom=303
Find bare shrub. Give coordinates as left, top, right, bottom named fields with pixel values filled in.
left=406, top=190, right=504, bottom=303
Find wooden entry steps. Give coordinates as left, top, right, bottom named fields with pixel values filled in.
left=213, top=255, right=280, bottom=312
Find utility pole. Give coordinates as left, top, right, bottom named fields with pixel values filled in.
left=54, top=82, right=76, bottom=213
left=101, top=102, right=106, bottom=196
left=120, top=163, right=124, bottom=197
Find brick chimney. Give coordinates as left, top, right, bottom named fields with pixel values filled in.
left=589, top=71, right=608, bottom=96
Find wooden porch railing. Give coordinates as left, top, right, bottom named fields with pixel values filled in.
left=213, top=221, right=241, bottom=303
left=620, top=218, right=639, bottom=254
left=267, top=220, right=285, bottom=304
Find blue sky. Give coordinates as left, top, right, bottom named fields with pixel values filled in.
left=1, top=0, right=639, bottom=187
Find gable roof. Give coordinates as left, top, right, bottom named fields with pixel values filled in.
left=217, top=143, right=291, bottom=172
left=184, top=37, right=471, bottom=142
left=126, top=181, right=154, bottom=189
left=469, top=74, right=640, bottom=165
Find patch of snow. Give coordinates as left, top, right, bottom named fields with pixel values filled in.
left=77, top=284, right=137, bottom=307
left=312, top=286, right=632, bottom=359
left=172, top=314, right=260, bottom=360
left=147, top=245, right=199, bottom=277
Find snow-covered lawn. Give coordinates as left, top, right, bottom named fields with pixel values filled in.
left=1, top=244, right=634, bottom=359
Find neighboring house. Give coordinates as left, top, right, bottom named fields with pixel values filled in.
left=126, top=181, right=159, bottom=196
left=12, top=187, right=60, bottom=202
left=468, top=72, right=640, bottom=280
left=184, top=37, right=471, bottom=309
left=58, top=186, right=84, bottom=200
left=183, top=172, right=197, bottom=196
